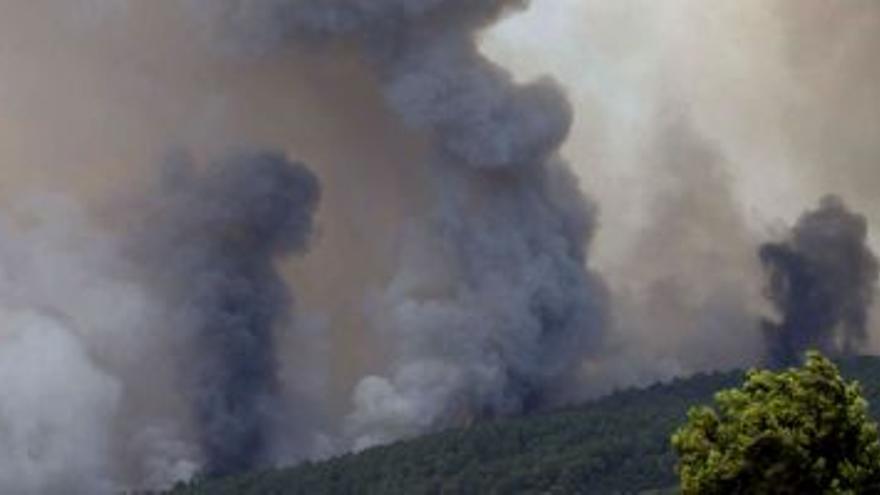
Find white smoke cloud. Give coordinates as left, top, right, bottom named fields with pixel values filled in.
left=0, top=194, right=198, bottom=492
left=0, top=309, right=120, bottom=495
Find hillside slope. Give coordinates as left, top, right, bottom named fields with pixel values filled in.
left=167, top=356, right=880, bottom=495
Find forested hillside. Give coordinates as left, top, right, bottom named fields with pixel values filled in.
left=167, top=356, right=880, bottom=495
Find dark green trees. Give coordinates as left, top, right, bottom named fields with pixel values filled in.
left=672, top=352, right=880, bottom=494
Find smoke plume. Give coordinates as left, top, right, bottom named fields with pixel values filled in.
left=185, top=0, right=608, bottom=448
left=0, top=194, right=199, bottom=494
left=0, top=310, right=120, bottom=495
left=760, top=196, right=878, bottom=366
left=487, top=0, right=880, bottom=369
left=135, top=150, right=320, bottom=475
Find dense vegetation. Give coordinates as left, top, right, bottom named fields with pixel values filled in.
left=674, top=353, right=880, bottom=494
left=166, top=356, right=880, bottom=495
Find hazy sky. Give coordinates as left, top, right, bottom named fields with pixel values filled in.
left=0, top=2, right=878, bottom=490
left=484, top=0, right=880, bottom=260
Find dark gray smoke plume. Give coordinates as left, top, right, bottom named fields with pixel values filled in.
left=188, top=0, right=608, bottom=448
left=139, top=150, right=320, bottom=475
left=760, top=195, right=878, bottom=366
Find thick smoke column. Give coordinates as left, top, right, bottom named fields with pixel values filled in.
left=760, top=195, right=878, bottom=366
left=140, top=151, right=320, bottom=475
left=189, top=0, right=608, bottom=447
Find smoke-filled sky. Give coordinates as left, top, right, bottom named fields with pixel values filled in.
left=485, top=0, right=880, bottom=377
left=0, top=1, right=878, bottom=493
left=485, top=0, right=880, bottom=252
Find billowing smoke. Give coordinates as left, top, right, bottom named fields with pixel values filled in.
left=0, top=195, right=197, bottom=494
left=0, top=151, right=321, bottom=490
left=760, top=196, right=878, bottom=366
left=487, top=0, right=880, bottom=371
left=0, top=310, right=120, bottom=495
left=135, top=150, right=320, bottom=475
left=2, top=0, right=880, bottom=492
left=185, top=0, right=608, bottom=448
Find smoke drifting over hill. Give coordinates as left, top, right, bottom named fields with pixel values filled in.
left=136, top=151, right=320, bottom=475
left=761, top=196, right=879, bottom=367
left=183, top=0, right=608, bottom=450
left=0, top=0, right=877, bottom=492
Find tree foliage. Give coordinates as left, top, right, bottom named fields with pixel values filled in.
left=672, top=352, right=880, bottom=494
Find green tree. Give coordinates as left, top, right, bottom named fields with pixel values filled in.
left=672, top=352, right=880, bottom=494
